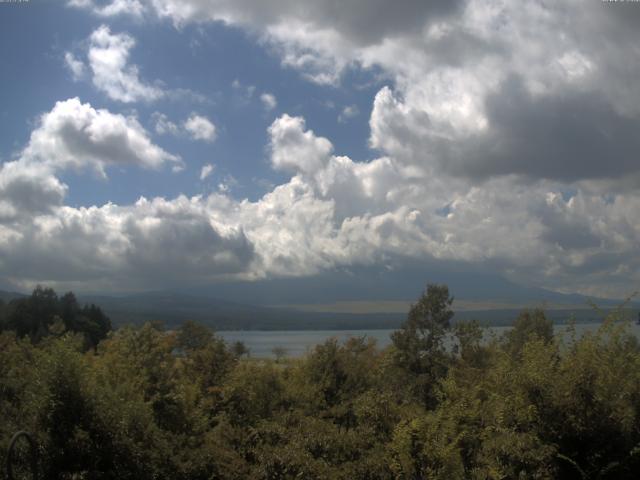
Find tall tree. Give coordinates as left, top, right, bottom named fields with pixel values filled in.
left=504, top=308, right=553, bottom=356
left=6, top=286, right=58, bottom=341
left=391, top=283, right=454, bottom=408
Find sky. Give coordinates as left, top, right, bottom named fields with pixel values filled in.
left=0, top=0, right=639, bottom=301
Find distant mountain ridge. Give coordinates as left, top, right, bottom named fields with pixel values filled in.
left=78, top=286, right=635, bottom=330
left=78, top=291, right=405, bottom=330
left=179, top=267, right=632, bottom=307
left=1, top=273, right=636, bottom=331
left=0, top=290, right=25, bottom=302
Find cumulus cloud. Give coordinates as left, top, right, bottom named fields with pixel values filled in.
left=2, top=107, right=640, bottom=295
left=90, top=0, right=640, bottom=180
left=120, top=197, right=254, bottom=280
left=0, top=163, right=67, bottom=220
left=0, top=100, right=254, bottom=289
left=64, top=52, right=85, bottom=81
left=69, top=26, right=205, bottom=105
left=17, top=1, right=640, bottom=294
left=0, top=97, right=180, bottom=223
left=445, top=77, right=640, bottom=182
left=140, top=0, right=460, bottom=45
left=268, top=114, right=333, bottom=174
left=88, top=25, right=164, bottom=103
left=0, top=198, right=256, bottom=290
left=21, top=97, right=181, bottom=176
left=184, top=114, right=217, bottom=142
left=200, top=163, right=214, bottom=180
left=67, top=0, right=146, bottom=18
left=153, top=112, right=218, bottom=143
left=113, top=0, right=461, bottom=84
left=260, top=92, right=277, bottom=111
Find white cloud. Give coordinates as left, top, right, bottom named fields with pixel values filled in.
left=152, top=112, right=180, bottom=136
left=88, top=25, right=164, bottom=103
left=2, top=110, right=640, bottom=294
left=68, top=25, right=206, bottom=105
left=153, top=112, right=220, bottom=144
left=64, top=52, right=85, bottom=81
left=184, top=114, right=217, bottom=142
left=79, top=0, right=464, bottom=85
left=268, top=114, right=332, bottom=174
left=338, top=104, right=358, bottom=123
left=15, top=1, right=640, bottom=294
left=21, top=97, right=181, bottom=177
left=0, top=97, right=180, bottom=223
left=67, top=0, right=146, bottom=18
left=260, top=92, right=277, bottom=111
left=200, top=163, right=214, bottom=180
left=0, top=100, right=258, bottom=290
left=67, top=1, right=640, bottom=117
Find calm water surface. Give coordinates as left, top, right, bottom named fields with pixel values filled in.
left=219, top=323, right=640, bottom=358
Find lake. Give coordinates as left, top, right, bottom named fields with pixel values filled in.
left=219, top=322, right=640, bottom=358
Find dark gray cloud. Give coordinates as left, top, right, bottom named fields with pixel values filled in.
left=77, top=0, right=464, bottom=46
left=0, top=169, right=66, bottom=219
left=537, top=202, right=601, bottom=251
left=0, top=201, right=257, bottom=290
left=293, top=0, right=465, bottom=46
left=123, top=213, right=255, bottom=281
left=446, top=76, right=640, bottom=182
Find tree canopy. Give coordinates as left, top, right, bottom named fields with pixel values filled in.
left=2, top=284, right=640, bottom=479
left=0, top=287, right=111, bottom=348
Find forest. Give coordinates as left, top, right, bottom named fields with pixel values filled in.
left=1, top=285, right=640, bottom=479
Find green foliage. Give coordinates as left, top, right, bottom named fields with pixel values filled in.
left=2, top=285, right=640, bottom=479
left=504, top=308, right=553, bottom=356
left=391, top=283, right=454, bottom=407
left=231, top=340, right=249, bottom=358
left=177, top=320, right=214, bottom=352
left=272, top=345, right=287, bottom=362
left=3, top=287, right=111, bottom=348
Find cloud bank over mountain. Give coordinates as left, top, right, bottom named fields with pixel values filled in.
left=1, top=1, right=638, bottom=297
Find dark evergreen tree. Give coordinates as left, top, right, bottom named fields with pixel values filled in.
left=6, top=286, right=58, bottom=341
left=391, top=283, right=454, bottom=408
left=4, top=287, right=110, bottom=348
